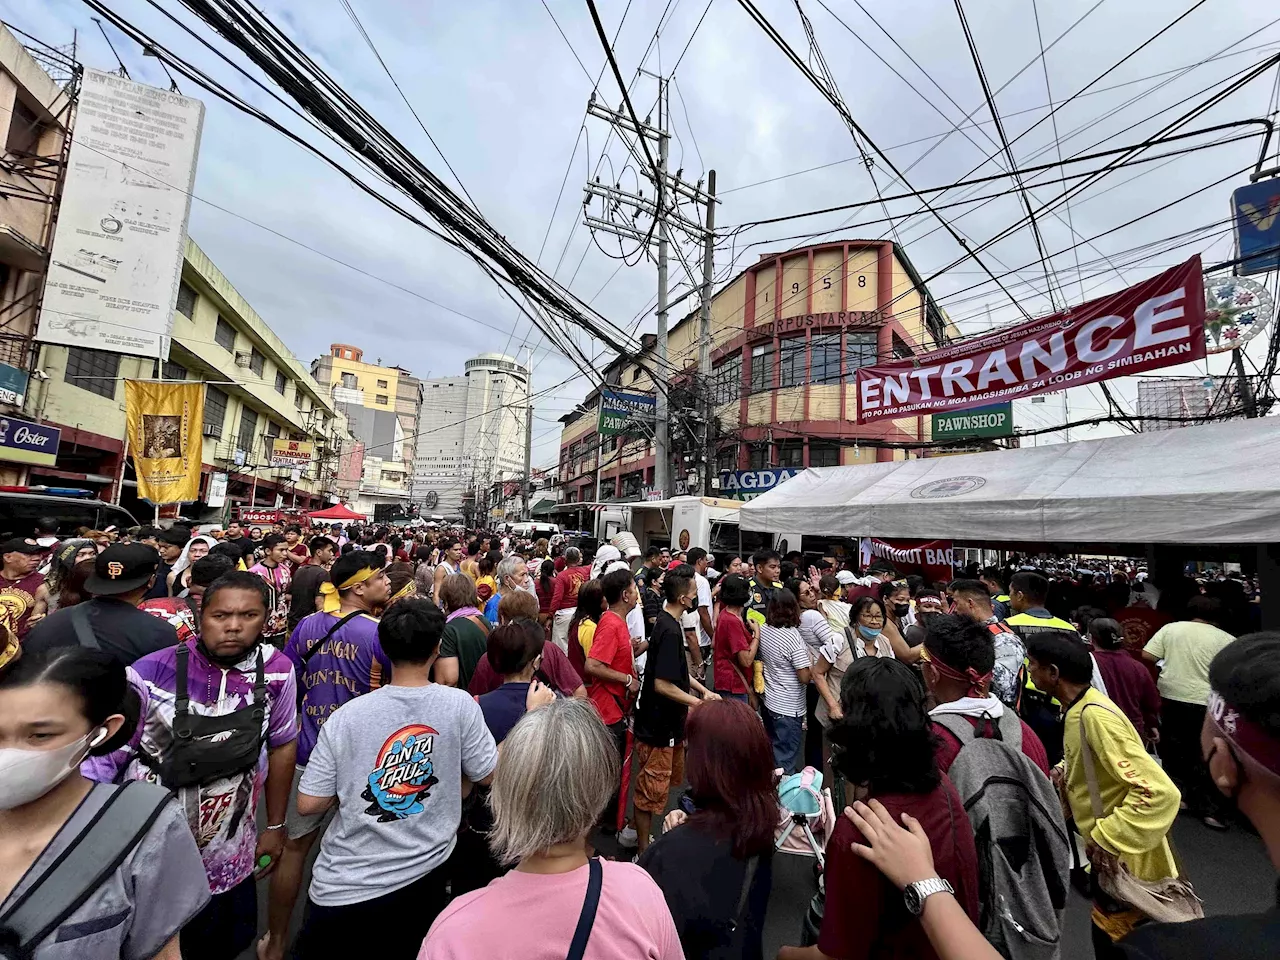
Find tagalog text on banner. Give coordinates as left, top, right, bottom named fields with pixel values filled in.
left=855, top=256, right=1206, bottom=423
left=124, top=380, right=204, bottom=504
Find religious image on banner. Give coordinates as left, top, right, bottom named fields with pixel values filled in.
left=124, top=380, right=204, bottom=504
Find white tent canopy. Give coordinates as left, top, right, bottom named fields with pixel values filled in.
left=738, top=417, right=1280, bottom=544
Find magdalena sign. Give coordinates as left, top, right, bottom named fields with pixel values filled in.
left=855, top=256, right=1207, bottom=423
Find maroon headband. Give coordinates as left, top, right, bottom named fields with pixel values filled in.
left=926, top=652, right=992, bottom=699
left=1208, top=690, right=1280, bottom=779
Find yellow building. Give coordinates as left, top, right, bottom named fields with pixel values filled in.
left=559, top=239, right=956, bottom=507
left=23, top=237, right=347, bottom=520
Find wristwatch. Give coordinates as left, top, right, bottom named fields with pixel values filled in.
left=903, top=877, right=954, bottom=916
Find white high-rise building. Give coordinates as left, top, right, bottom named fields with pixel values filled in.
left=413, top=353, right=529, bottom=517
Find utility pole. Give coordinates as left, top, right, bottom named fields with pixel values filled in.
left=697, top=169, right=717, bottom=495
left=584, top=74, right=714, bottom=498
left=521, top=399, right=533, bottom=519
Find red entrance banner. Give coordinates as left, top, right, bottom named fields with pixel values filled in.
left=855, top=256, right=1206, bottom=423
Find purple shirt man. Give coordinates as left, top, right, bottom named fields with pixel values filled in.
left=84, top=639, right=298, bottom=894
left=283, top=611, right=392, bottom=765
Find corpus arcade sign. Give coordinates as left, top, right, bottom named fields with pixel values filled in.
left=855, top=257, right=1206, bottom=423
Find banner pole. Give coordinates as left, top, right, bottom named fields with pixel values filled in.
left=113, top=434, right=129, bottom=506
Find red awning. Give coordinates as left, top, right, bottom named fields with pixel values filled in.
left=307, top=504, right=367, bottom=521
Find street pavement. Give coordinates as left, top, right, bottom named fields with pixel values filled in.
left=240, top=804, right=1273, bottom=959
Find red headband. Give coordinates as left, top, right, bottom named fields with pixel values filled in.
left=1208, top=690, right=1280, bottom=780
left=927, top=654, right=992, bottom=699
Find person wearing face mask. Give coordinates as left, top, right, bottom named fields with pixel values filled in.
left=88, top=571, right=299, bottom=960
left=483, top=555, right=530, bottom=626
left=0, top=647, right=211, bottom=959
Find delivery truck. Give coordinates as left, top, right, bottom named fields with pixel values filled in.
left=590, top=496, right=798, bottom=558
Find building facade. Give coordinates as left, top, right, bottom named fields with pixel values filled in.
left=557, top=239, right=951, bottom=509
left=24, top=237, right=345, bottom=520
left=412, top=352, right=530, bottom=521
left=0, top=27, right=72, bottom=481
left=310, top=343, right=422, bottom=516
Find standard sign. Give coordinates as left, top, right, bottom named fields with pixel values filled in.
left=931, top=402, right=1013, bottom=441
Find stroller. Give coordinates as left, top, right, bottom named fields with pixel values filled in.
left=775, top=766, right=837, bottom=870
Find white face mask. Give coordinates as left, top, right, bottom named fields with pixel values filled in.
left=0, top=728, right=107, bottom=810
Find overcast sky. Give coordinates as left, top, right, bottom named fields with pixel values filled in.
left=9, top=0, right=1280, bottom=467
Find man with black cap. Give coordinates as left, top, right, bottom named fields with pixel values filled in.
left=0, top=536, right=50, bottom=637
left=24, top=542, right=178, bottom=665
left=148, top=525, right=192, bottom=600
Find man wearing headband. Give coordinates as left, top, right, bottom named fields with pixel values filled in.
left=1120, top=632, right=1280, bottom=959
left=922, top=614, right=1050, bottom=777
left=263, top=551, right=391, bottom=960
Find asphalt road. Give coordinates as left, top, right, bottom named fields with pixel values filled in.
left=239, top=804, right=1273, bottom=959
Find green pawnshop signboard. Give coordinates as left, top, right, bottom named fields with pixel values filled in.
left=931, top=402, right=1014, bottom=441
left=597, top=389, right=657, bottom=437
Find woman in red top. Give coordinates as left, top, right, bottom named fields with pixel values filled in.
left=712, top=574, right=758, bottom=704
left=534, top=558, right=556, bottom=627
left=778, top=657, right=980, bottom=960
left=1087, top=617, right=1161, bottom=744
left=565, top=578, right=605, bottom=681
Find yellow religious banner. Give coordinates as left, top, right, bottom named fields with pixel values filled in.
left=124, top=380, right=204, bottom=504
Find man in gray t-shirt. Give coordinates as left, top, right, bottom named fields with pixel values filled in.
left=292, top=599, right=498, bottom=960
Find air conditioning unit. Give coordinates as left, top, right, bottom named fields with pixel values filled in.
left=202, top=425, right=221, bottom=438
left=234, top=352, right=252, bottom=368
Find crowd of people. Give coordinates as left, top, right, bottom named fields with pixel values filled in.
left=0, top=515, right=1275, bottom=960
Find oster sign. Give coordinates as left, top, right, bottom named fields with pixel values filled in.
left=856, top=256, right=1206, bottom=423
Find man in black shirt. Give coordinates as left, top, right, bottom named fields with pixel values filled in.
left=632, top=566, right=719, bottom=854
left=24, top=542, right=179, bottom=665
left=148, top=525, right=191, bottom=600
left=288, top=535, right=336, bottom=635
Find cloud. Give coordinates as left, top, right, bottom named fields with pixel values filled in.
left=11, top=0, right=1278, bottom=465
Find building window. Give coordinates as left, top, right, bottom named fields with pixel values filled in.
left=750, top=343, right=773, bottom=393
left=175, top=281, right=197, bottom=319
left=249, top=349, right=265, bottom=377
left=811, top=333, right=842, bottom=384
left=631, top=368, right=641, bottom=383
left=214, top=317, right=236, bottom=351
left=748, top=445, right=769, bottom=470
left=713, top=355, right=741, bottom=405
left=376, top=394, right=389, bottom=405
left=63, top=348, right=119, bottom=399
left=376, top=379, right=388, bottom=389
left=776, top=440, right=805, bottom=468
left=716, top=445, right=738, bottom=474
left=263, top=420, right=280, bottom=457
left=204, top=386, right=228, bottom=437
left=237, top=407, right=258, bottom=455
left=809, top=441, right=840, bottom=467
left=6, top=98, right=45, bottom=159
left=779, top=337, right=806, bottom=388
left=846, top=331, right=878, bottom=378
left=274, top=371, right=286, bottom=394
left=161, top=360, right=186, bottom=381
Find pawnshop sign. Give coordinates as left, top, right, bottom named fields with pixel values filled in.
left=855, top=256, right=1206, bottom=423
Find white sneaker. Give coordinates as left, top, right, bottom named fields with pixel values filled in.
left=617, top=825, right=638, bottom=848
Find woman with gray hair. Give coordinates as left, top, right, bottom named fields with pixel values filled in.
left=421, top=698, right=682, bottom=959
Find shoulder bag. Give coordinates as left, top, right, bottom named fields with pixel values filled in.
left=0, top=782, right=172, bottom=957
left=1077, top=703, right=1203, bottom=924
left=565, top=857, right=603, bottom=960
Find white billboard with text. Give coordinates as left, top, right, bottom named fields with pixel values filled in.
left=37, top=69, right=204, bottom=359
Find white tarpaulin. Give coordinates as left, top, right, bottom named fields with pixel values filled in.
left=738, top=417, right=1280, bottom=544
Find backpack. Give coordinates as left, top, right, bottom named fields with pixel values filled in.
left=933, top=711, right=1071, bottom=960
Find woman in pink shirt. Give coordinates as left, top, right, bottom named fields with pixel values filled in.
left=420, top=698, right=682, bottom=960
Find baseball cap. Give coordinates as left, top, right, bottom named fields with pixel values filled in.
left=85, top=543, right=160, bottom=596
left=836, top=570, right=857, bottom=586
left=0, top=538, right=45, bottom=556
